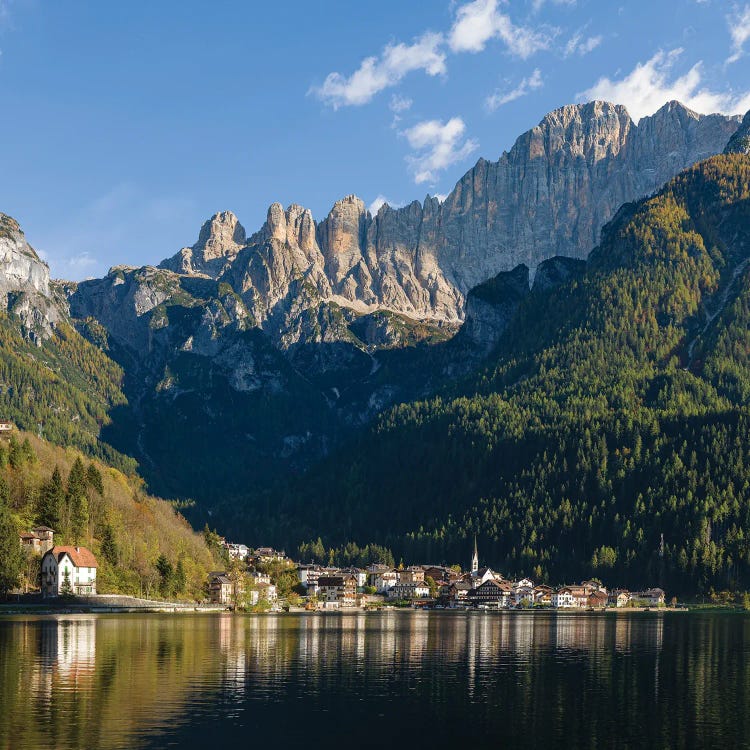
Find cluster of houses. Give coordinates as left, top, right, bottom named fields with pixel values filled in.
left=210, top=537, right=666, bottom=611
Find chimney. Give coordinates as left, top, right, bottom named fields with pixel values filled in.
left=75, top=546, right=80, bottom=553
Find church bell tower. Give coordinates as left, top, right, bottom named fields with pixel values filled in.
left=471, top=536, right=479, bottom=575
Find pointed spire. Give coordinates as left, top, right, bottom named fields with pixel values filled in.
left=471, top=535, right=479, bottom=575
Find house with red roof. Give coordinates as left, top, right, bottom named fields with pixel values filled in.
left=40, top=546, right=98, bottom=597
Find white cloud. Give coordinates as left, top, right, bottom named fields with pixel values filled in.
left=486, top=68, right=543, bottom=110
left=389, top=94, right=413, bottom=113
left=532, top=0, right=576, bottom=11
left=311, top=32, right=446, bottom=108
left=389, top=94, right=413, bottom=128
left=727, top=5, right=750, bottom=64
left=402, top=117, right=479, bottom=184
left=564, top=31, right=602, bottom=57
left=578, top=48, right=750, bottom=122
left=368, top=195, right=401, bottom=215
left=449, top=0, right=555, bottom=58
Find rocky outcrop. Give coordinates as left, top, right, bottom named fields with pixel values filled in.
left=0, top=213, right=60, bottom=341
left=461, top=265, right=531, bottom=351
left=725, top=110, right=750, bottom=155
left=160, top=211, right=246, bottom=277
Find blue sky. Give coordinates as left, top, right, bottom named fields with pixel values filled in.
left=0, top=0, right=749, bottom=280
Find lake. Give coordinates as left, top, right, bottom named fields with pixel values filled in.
left=0, top=611, right=748, bottom=749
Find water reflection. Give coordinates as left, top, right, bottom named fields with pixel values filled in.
left=0, top=612, right=747, bottom=750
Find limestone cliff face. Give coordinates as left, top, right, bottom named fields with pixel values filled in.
left=0, top=213, right=60, bottom=340
left=161, top=211, right=246, bottom=277
left=149, top=100, right=739, bottom=332
left=725, top=110, right=750, bottom=155
left=432, top=101, right=740, bottom=293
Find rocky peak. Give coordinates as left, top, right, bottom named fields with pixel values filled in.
left=0, top=213, right=60, bottom=340
left=160, top=211, right=246, bottom=277
left=195, top=211, right=246, bottom=261
left=254, top=202, right=319, bottom=257
left=725, top=110, right=750, bottom=154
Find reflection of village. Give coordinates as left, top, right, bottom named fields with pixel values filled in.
left=210, top=610, right=668, bottom=707
left=210, top=538, right=667, bottom=612
left=5, top=611, right=664, bottom=732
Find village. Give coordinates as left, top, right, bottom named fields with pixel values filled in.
left=205, top=537, right=669, bottom=612
left=14, top=524, right=668, bottom=611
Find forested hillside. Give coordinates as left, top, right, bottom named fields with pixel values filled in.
left=0, top=432, right=216, bottom=598
left=265, top=154, right=750, bottom=595
left=0, top=310, right=133, bottom=472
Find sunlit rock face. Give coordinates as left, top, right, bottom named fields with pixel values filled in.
left=0, top=213, right=60, bottom=341
left=154, top=100, right=740, bottom=329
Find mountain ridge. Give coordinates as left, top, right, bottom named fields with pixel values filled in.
left=0, top=98, right=746, bottom=529
left=152, top=100, right=740, bottom=326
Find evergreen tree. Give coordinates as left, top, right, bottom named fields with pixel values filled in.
left=67, top=458, right=89, bottom=542
left=20, top=438, right=35, bottom=464
left=86, top=463, right=104, bottom=496
left=60, top=568, right=73, bottom=597
left=101, top=523, right=119, bottom=565
left=155, top=554, right=174, bottom=598
left=174, top=557, right=187, bottom=595
left=7, top=436, right=22, bottom=470
left=0, top=504, right=23, bottom=595
left=37, top=466, right=64, bottom=530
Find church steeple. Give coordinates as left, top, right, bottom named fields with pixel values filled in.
left=471, top=536, right=479, bottom=574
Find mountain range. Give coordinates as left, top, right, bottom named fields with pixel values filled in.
left=1, top=99, right=750, bottom=592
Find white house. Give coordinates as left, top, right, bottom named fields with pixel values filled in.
left=41, top=546, right=97, bottom=597
left=388, top=581, right=431, bottom=600
left=512, top=578, right=535, bottom=606
left=370, top=568, right=399, bottom=594
left=551, top=587, right=575, bottom=608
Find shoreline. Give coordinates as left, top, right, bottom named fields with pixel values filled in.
left=0, top=603, right=705, bottom=617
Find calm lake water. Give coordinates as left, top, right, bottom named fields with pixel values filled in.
left=0, top=611, right=749, bottom=749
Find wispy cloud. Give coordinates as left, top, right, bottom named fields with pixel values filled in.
left=564, top=30, right=602, bottom=57
left=389, top=94, right=413, bottom=114
left=389, top=93, right=413, bottom=128
left=368, top=194, right=404, bottom=215
left=486, top=68, right=543, bottom=110
left=310, top=32, right=446, bottom=109
left=532, top=0, right=577, bottom=11
left=727, top=4, right=750, bottom=64
left=449, top=0, right=556, bottom=57
left=33, top=183, right=196, bottom=281
left=402, top=117, right=479, bottom=185
left=578, top=48, right=750, bottom=122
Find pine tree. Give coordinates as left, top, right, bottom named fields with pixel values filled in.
left=86, top=464, right=104, bottom=496
left=155, top=554, right=174, bottom=598
left=60, top=568, right=73, bottom=597
left=67, top=458, right=89, bottom=542
left=0, top=504, right=23, bottom=595
left=101, top=523, right=119, bottom=565
left=37, top=467, right=64, bottom=530
left=7, top=436, right=22, bottom=470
